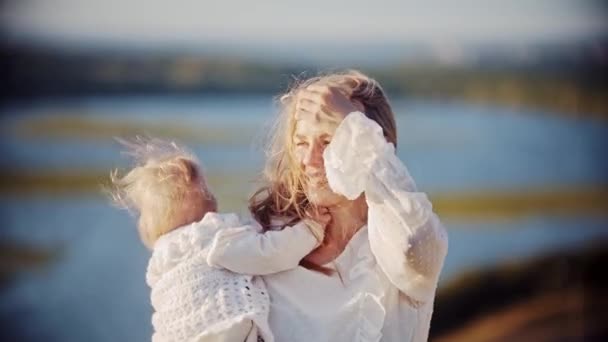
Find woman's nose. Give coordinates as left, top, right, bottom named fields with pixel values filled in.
left=303, top=143, right=324, bottom=169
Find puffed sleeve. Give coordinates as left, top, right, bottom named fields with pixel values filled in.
left=324, top=111, right=448, bottom=303
left=207, top=221, right=320, bottom=275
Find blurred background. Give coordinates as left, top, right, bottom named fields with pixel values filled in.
left=1, top=1, right=607, bottom=341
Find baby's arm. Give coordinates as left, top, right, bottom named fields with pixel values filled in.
left=207, top=219, right=324, bottom=275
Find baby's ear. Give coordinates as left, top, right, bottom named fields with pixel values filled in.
left=174, top=158, right=200, bottom=183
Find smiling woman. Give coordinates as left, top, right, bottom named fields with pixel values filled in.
left=291, top=95, right=344, bottom=208
left=241, top=70, right=448, bottom=341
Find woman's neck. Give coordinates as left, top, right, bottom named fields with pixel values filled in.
left=326, top=194, right=368, bottom=243
left=304, top=195, right=368, bottom=265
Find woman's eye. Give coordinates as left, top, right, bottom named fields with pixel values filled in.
left=322, top=140, right=331, bottom=146
left=295, top=141, right=308, bottom=147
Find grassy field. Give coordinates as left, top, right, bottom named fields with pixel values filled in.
left=4, top=44, right=608, bottom=120
left=9, top=114, right=258, bottom=145
left=1, top=169, right=607, bottom=220
left=5, top=112, right=608, bottom=218
left=0, top=241, right=62, bottom=287
left=373, top=66, right=608, bottom=120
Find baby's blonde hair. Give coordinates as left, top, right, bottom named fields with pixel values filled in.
left=109, top=137, right=216, bottom=249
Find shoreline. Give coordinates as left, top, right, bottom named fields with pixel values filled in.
left=1, top=169, right=607, bottom=219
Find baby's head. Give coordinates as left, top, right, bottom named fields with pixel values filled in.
left=109, top=138, right=217, bottom=249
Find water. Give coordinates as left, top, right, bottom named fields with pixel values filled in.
left=1, top=95, right=607, bottom=341
left=3, top=95, right=606, bottom=189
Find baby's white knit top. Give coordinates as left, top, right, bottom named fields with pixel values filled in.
left=146, top=212, right=319, bottom=342
left=257, top=112, right=449, bottom=342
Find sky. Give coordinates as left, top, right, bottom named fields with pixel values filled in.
left=1, top=0, right=607, bottom=64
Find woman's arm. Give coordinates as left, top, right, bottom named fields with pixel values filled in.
left=324, top=112, right=448, bottom=303
left=206, top=221, right=321, bottom=275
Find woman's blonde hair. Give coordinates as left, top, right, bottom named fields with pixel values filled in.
left=249, top=70, right=397, bottom=270
left=109, top=137, right=216, bottom=249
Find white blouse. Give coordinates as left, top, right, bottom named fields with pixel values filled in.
left=260, top=112, right=449, bottom=342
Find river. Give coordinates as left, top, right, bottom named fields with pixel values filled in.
left=1, top=95, right=607, bottom=341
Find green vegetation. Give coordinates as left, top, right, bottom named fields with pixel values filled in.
left=4, top=114, right=608, bottom=217
left=430, top=186, right=608, bottom=221
left=372, top=66, right=608, bottom=120
left=10, top=115, right=257, bottom=145
left=2, top=169, right=607, bottom=219
left=0, top=241, right=62, bottom=286
left=3, top=45, right=607, bottom=119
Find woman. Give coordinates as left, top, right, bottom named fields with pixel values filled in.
left=246, top=70, right=448, bottom=341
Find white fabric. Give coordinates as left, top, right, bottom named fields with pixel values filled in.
left=207, top=218, right=319, bottom=275
left=261, top=112, right=448, bottom=342
left=146, top=212, right=319, bottom=342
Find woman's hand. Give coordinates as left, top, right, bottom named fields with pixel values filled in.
left=295, top=83, right=364, bottom=123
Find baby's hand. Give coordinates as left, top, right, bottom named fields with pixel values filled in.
left=303, top=207, right=331, bottom=243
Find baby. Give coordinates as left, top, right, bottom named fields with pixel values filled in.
left=109, top=138, right=328, bottom=342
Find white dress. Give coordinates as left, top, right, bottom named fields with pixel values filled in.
left=146, top=212, right=319, bottom=342
left=260, top=112, right=448, bottom=341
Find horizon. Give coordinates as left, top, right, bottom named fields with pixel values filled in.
left=1, top=1, right=607, bottom=66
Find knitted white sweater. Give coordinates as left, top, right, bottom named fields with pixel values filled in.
left=146, top=212, right=319, bottom=342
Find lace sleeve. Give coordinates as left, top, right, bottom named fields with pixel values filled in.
left=324, top=112, right=448, bottom=303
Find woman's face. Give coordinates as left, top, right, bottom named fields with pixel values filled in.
left=292, top=111, right=346, bottom=207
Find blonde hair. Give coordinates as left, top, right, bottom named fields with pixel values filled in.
left=109, top=137, right=216, bottom=249
left=249, top=70, right=397, bottom=271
